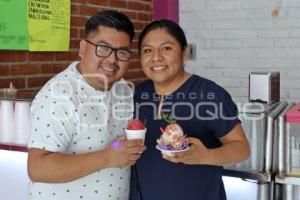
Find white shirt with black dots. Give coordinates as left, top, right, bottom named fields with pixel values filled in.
left=28, top=61, right=134, bottom=200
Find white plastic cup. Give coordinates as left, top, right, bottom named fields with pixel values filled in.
left=156, top=145, right=190, bottom=157
left=125, top=128, right=146, bottom=140
left=13, top=101, right=31, bottom=145
left=0, top=100, right=14, bottom=144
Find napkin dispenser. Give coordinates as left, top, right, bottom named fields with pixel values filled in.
left=249, top=72, right=280, bottom=104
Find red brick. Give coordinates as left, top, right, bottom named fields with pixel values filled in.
left=131, top=40, right=138, bottom=49
left=80, top=6, right=101, bottom=16
left=132, top=33, right=139, bottom=41
left=137, top=13, right=151, bottom=21
left=88, top=0, right=109, bottom=6
left=110, top=0, right=127, bottom=8
left=16, top=89, right=37, bottom=100
left=132, top=79, right=146, bottom=86
left=10, top=65, right=41, bottom=76
left=71, top=0, right=88, bottom=3
left=144, top=3, right=152, bottom=11
left=0, top=65, right=9, bottom=76
left=130, top=51, right=139, bottom=60
left=0, top=78, right=26, bottom=89
left=134, top=21, right=145, bottom=30
left=129, top=61, right=142, bottom=69
left=135, top=31, right=141, bottom=40
left=0, top=52, right=27, bottom=62
left=71, top=28, right=79, bottom=39
left=71, top=4, right=80, bottom=15
left=70, top=39, right=80, bottom=49
left=128, top=2, right=144, bottom=10
left=41, top=64, right=67, bottom=74
left=55, top=52, right=79, bottom=61
left=123, top=11, right=137, bottom=20
left=28, top=53, right=55, bottom=62
left=27, top=76, right=53, bottom=88
left=124, top=69, right=146, bottom=79
left=71, top=16, right=87, bottom=27
left=80, top=29, right=86, bottom=38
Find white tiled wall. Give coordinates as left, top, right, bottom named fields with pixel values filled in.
left=0, top=150, right=29, bottom=200
left=180, top=0, right=300, bottom=102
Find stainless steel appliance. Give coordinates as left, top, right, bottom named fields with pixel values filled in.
left=275, top=102, right=300, bottom=200
left=224, top=101, right=288, bottom=200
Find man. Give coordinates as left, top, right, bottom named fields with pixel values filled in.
left=27, top=10, right=145, bottom=200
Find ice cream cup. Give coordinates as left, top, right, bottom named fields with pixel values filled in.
left=125, top=128, right=146, bottom=140
left=156, top=145, right=190, bottom=157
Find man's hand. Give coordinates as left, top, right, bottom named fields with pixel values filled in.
left=105, top=138, right=146, bottom=168
left=28, top=137, right=146, bottom=183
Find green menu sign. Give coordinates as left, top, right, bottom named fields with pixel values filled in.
left=0, top=0, right=28, bottom=50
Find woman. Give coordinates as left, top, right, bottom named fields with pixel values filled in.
left=130, top=20, right=250, bottom=200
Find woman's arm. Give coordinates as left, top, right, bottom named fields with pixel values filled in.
left=163, top=123, right=250, bottom=166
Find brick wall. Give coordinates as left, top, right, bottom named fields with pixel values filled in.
left=180, top=0, right=300, bottom=103
left=0, top=0, right=152, bottom=99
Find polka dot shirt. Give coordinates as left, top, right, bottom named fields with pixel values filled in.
left=28, top=61, right=134, bottom=200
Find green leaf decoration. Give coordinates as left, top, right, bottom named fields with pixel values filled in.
left=161, top=113, right=176, bottom=124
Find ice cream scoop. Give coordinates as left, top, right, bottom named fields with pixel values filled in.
left=127, top=119, right=145, bottom=130
left=157, top=123, right=189, bottom=150
left=125, top=119, right=146, bottom=140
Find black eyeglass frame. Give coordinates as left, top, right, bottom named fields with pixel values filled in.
left=85, top=39, right=132, bottom=61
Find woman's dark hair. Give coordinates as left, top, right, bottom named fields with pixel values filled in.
left=138, top=19, right=187, bottom=55
left=85, top=10, right=135, bottom=41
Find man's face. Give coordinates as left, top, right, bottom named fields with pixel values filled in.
left=78, top=26, right=131, bottom=90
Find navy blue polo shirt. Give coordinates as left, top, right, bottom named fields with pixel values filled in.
left=130, top=74, right=240, bottom=200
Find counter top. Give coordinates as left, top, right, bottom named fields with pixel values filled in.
left=223, top=169, right=272, bottom=183
left=0, top=144, right=27, bottom=152
left=275, top=175, right=300, bottom=185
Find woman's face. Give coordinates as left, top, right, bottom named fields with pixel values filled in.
left=140, top=28, right=187, bottom=87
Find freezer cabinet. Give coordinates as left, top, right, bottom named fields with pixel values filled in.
left=225, top=101, right=287, bottom=173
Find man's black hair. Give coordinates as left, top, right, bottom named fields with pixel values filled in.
left=85, top=10, right=135, bottom=41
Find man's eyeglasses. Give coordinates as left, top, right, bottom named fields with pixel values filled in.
left=85, top=39, right=131, bottom=61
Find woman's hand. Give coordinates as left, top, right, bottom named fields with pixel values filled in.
left=162, top=137, right=210, bottom=165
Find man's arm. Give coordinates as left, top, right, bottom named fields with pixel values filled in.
left=27, top=139, right=145, bottom=183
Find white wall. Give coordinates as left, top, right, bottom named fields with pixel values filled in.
left=180, top=0, right=300, bottom=103
left=0, top=150, right=29, bottom=200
